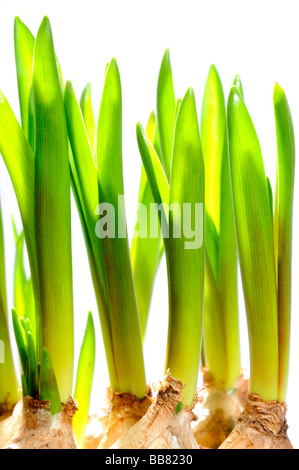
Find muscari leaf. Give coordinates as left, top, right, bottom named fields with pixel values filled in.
left=12, top=308, right=27, bottom=375
left=218, top=73, right=239, bottom=389
left=64, top=80, right=117, bottom=389
left=227, top=86, right=278, bottom=401
left=233, top=74, right=244, bottom=99
left=273, top=83, right=295, bottom=401
left=14, top=16, right=35, bottom=137
left=157, top=49, right=175, bottom=179
left=131, top=112, right=163, bottom=339
left=201, top=65, right=226, bottom=232
left=40, top=347, right=62, bottom=415
left=80, top=83, right=95, bottom=154
left=26, top=331, right=37, bottom=397
left=0, top=90, right=40, bottom=331
left=165, top=88, right=205, bottom=406
left=136, top=122, right=170, bottom=254
left=33, top=16, right=73, bottom=402
left=13, top=221, right=35, bottom=335
left=73, top=312, right=96, bottom=448
left=96, top=58, right=146, bottom=397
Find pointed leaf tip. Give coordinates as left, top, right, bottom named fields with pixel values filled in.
left=208, top=64, right=219, bottom=78
left=233, top=75, right=244, bottom=99
left=37, top=16, right=52, bottom=39
left=65, top=80, right=74, bottom=94
left=14, top=16, right=21, bottom=28
left=109, top=57, right=118, bottom=69
left=228, top=85, right=243, bottom=108
left=273, top=82, right=285, bottom=103
left=163, top=48, right=170, bottom=59
left=186, top=87, right=195, bottom=99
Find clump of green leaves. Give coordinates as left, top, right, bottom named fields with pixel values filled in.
left=0, top=16, right=74, bottom=412
left=65, top=60, right=146, bottom=398
left=201, top=65, right=240, bottom=390
left=227, top=81, right=295, bottom=401
left=136, top=50, right=205, bottom=406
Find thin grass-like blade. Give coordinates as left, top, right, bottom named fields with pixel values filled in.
left=227, top=86, right=278, bottom=400
left=14, top=17, right=35, bottom=137
left=131, top=112, right=163, bottom=338
left=201, top=65, right=226, bottom=232
left=40, top=347, right=62, bottom=415
left=273, top=84, right=295, bottom=401
left=166, top=88, right=205, bottom=405
left=201, top=66, right=240, bottom=388
left=219, top=127, right=239, bottom=389
left=12, top=308, right=27, bottom=374
left=64, top=82, right=106, bottom=295
left=64, top=81, right=117, bottom=388
left=73, top=312, right=96, bottom=448
left=33, top=17, right=73, bottom=402
left=204, top=257, right=226, bottom=382
left=205, top=211, right=219, bottom=286
left=136, top=122, right=170, bottom=248
left=96, top=59, right=146, bottom=397
left=219, top=155, right=240, bottom=388
left=157, top=49, right=175, bottom=179
left=80, top=83, right=95, bottom=154
left=0, top=90, right=40, bottom=329
left=26, top=331, right=37, bottom=397
left=13, top=222, right=35, bottom=335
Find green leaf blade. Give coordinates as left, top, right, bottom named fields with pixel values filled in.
left=273, top=83, right=295, bottom=401
left=80, top=83, right=95, bottom=154
left=204, top=257, right=227, bottom=383
left=201, top=65, right=226, bottom=233
left=233, top=74, right=244, bottom=99
left=166, top=88, right=205, bottom=406
left=33, top=17, right=73, bottom=402
left=0, top=90, right=40, bottom=334
left=73, top=312, right=96, bottom=448
left=14, top=16, right=35, bottom=137
left=227, top=86, right=278, bottom=400
left=65, top=80, right=117, bottom=390
left=157, top=49, right=175, bottom=179
left=97, top=59, right=146, bottom=397
left=12, top=308, right=27, bottom=375
left=13, top=224, right=35, bottom=336
left=131, top=113, right=163, bottom=339
left=40, top=347, right=62, bottom=415
left=26, top=331, right=37, bottom=397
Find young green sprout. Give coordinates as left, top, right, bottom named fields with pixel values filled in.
left=220, top=80, right=294, bottom=449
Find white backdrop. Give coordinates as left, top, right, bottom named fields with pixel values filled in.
left=0, top=0, right=298, bottom=447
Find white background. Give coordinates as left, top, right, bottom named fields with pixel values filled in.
left=0, top=0, right=298, bottom=447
